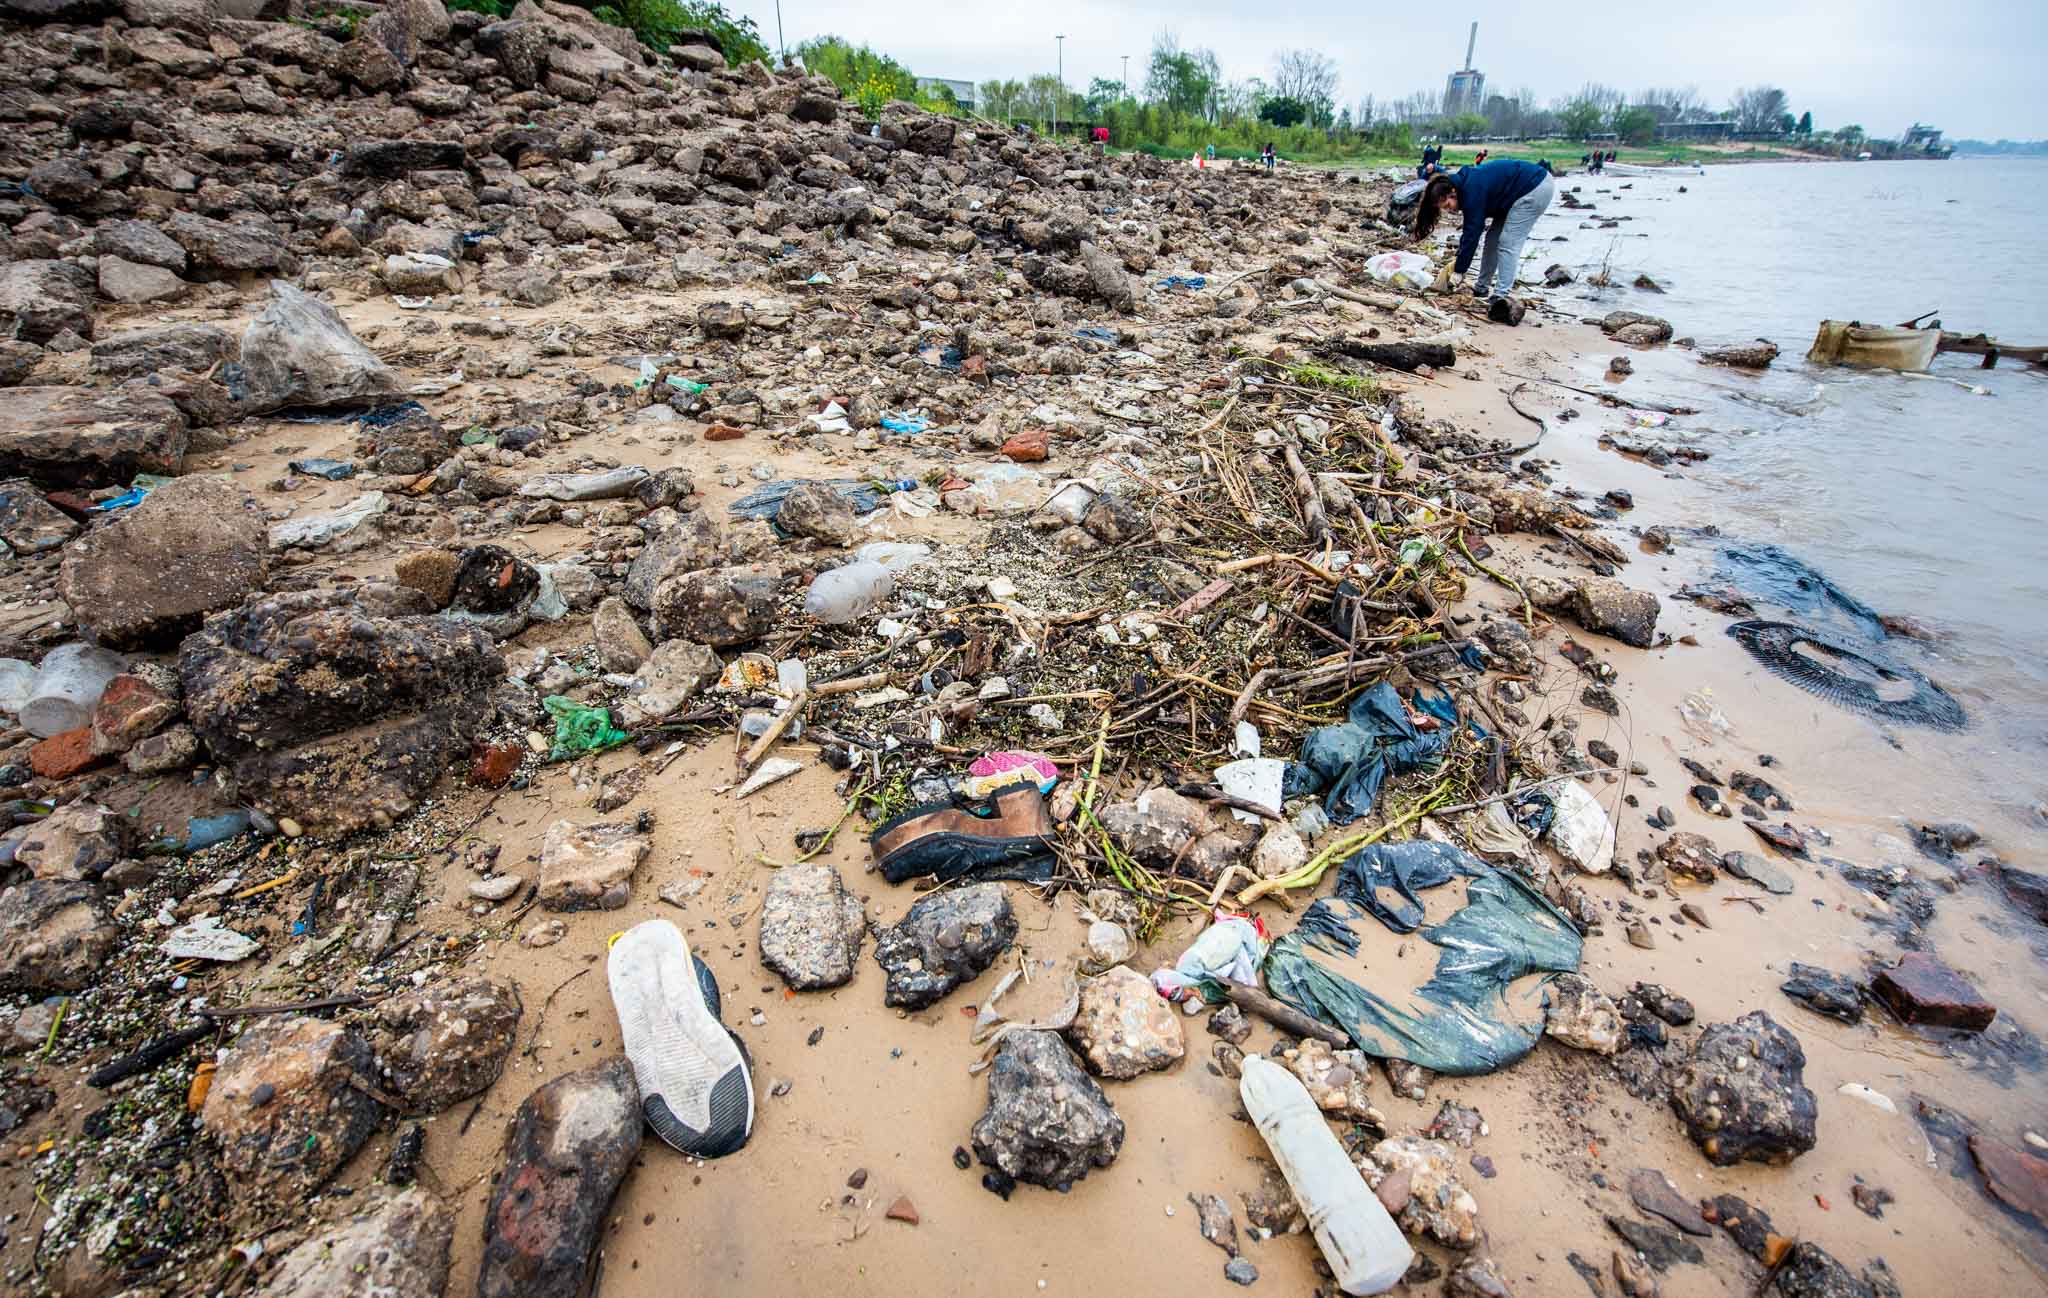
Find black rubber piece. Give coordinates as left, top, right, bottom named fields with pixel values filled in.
left=1727, top=620, right=1965, bottom=731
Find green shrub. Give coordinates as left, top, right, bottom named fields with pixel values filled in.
left=567, top=0, right=766, bottom=61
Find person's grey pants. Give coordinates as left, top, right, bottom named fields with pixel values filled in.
left=1475, top=175, right=1554, bottom=297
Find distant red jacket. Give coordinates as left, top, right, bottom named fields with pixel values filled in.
left=1093, top=127, right=1109, bottom=143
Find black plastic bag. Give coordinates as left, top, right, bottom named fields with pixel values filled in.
left=1297, top=682, right=1452, bottom=824
left=1332, top=840, right=1486, bottom=933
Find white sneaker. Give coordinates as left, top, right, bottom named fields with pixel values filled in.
left=608, top=919, right=755, bottom=1158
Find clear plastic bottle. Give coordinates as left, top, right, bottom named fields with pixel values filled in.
left=21, top=643, right=126, bottom=738
left=804, top=560, right=893, bottom=625
left=1239, top=1054, right=1413, bottom=1294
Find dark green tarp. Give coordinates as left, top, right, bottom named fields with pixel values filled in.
left=1264, top=870, right=1581, bottom=1076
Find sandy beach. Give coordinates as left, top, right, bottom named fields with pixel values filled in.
left=0, top=37, right=2040, bottom=1298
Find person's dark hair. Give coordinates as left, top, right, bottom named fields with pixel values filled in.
left=1413, top=174, right=1459, bottom=239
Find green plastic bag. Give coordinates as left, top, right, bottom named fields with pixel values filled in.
left=543, top=696, right=628, bottom=760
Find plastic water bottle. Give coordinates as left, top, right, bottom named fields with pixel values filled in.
left=1239, top=1055, right=1413, bottom=1294
left=803, top=560, right=893, bottom=625
left=21, top=643, right=126, bottom=739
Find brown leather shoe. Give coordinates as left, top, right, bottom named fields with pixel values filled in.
left=869, top=785, right=1057, bottom=885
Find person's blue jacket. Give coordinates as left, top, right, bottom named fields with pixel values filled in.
left=1448, top=159, right=1550, bottom=274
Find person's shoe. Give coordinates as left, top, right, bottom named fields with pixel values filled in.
left=609, top=919, right=755, bottom=1159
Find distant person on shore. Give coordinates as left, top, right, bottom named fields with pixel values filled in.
left=1413, top=158, right=1556, bottom=310
left=1474, top=147, right=1489, bottom=165
left=1262, top=142, right=1276, bottom=171
left=1588, top=150, right=1603, bottom=173
left=1418, top=142, right=1442, bottom=176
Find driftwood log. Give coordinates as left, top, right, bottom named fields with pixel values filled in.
left=1223, top=981, right=1351, bottom=1047
left=1325, top=339, right=1457, bottom=371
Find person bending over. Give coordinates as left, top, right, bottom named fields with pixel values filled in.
left=1412, top=158, right=1555, bottom=305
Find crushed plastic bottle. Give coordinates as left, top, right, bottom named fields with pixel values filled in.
left=853, top=541, right=933, bottom=574
left=804, top=560, right=893, bottom=625
left=1240, top=1055, right=1414, bottom=1293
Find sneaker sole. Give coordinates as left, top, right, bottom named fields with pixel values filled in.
left=608, top=919, right=755, bottom=1158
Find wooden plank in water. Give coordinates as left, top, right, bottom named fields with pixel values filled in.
left=1935, top=332, right=2048, bottom=368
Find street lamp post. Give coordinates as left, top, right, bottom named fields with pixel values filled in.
left=1120, top=54, right=1129, bottom=100
left=1054, top=34, right=1065, bottom=139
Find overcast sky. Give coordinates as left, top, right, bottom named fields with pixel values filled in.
left=730, top=0, right=2044, bottom=140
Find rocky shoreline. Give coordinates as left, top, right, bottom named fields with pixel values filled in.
left=0, top=2, right=2041, bottom=1296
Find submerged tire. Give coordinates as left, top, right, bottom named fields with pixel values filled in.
left=1727, top=620, right=1966, bottom=732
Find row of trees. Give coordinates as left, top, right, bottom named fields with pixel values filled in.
left=794, top=31, right=1846, bottom=161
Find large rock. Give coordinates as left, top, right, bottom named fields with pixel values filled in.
left=0, top=386, right=188, bottom=487
left=0, top=341, right=40, bottom=388
left=238, top=282, right=403, bottom=413
left=345, top=138, right=468, bottom=178
left=1869, top=952, right=1995, bottom=1032
left=622, top=511, right=723, bottom=609
left=478, top=1057, right=641, bottom=1298
left=0, top=479, right=78, bottom=554
left=59, top=476, right=268, bottom=649
left=94, top=219, right=188, bottom=271
left=1599, top=311, right=1674, bottom=343
left=536, top=819, right=649, bottom=911
left=1, top=0, right=114, bottom=23
left=1970, top=1133, right=2048, bottom=1228
left=1543, top=973, right=1623, bottom=1054
left=475, top=19, right=550, bottom=88
left=1568, top=577, right=1659, bottom=648
left=759, top=863, right=865, bottom=990
left=619, top=638, right=720, bottom=724
left=1668, top=1011, right=1817, bottom=1166
left=1281, top=1037, right=1378, bottom=1120
left=165, top=211, right=298, bottom=278
left=649, top=564, right=780, bottom=647
left=201, top=1015, right=385, bottom=1198
left=970, top=1030, right=1124, bottom=1192
left=90, top=673, right=179, bottom=754
left=364, top=975, right=523, bottom=1112
left=256, top=1187, right=453, bottom=1298
left=1079, top=241, right=1136, bottom=312
left=178, top=589, right=499, bottom=835
left=872, top=882, right=1015, bottom=1010
left=1099, top=785, right=1244, bottom=883
left=1066, top=964, right=1184, bottom=1079
left=98, top=256, right=189, bottom=305
left=591, top=597, right=652, bottom=671
left=1997, top=864, right=2048, bottom=926
left=0, top=261, right=94, bottom=344
left=1362, top=1136, right=1481, bottom=1249
left=776, top=482, right=856, bottom=545
left=14, top=802, right=131, bottom=881
left=90, top=324, right=235, bottom=382
left=0, top=880, right=117, bottom=992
